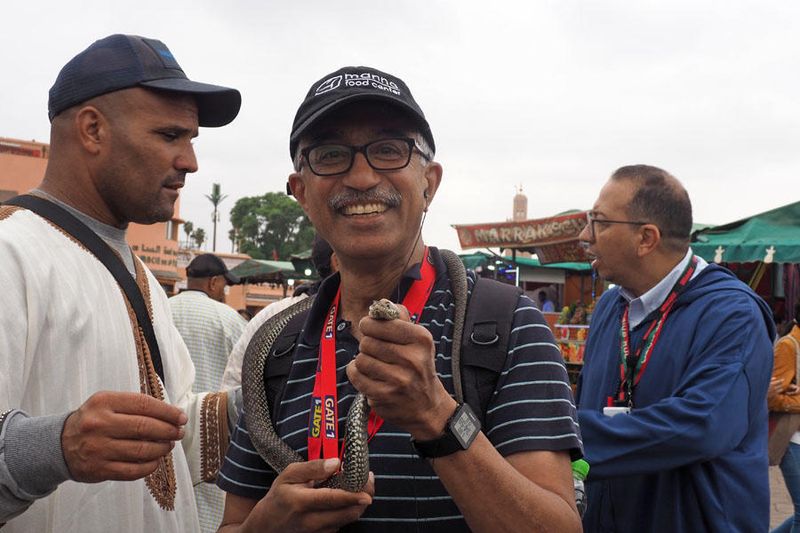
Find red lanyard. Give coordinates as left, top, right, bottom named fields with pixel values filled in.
left=308, top=247, right=436, bottom=461
left=615, top=255, right=698, bottom=407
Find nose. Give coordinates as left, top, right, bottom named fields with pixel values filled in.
left=340, top=151, right=381, bottom=191
left=578, top=220, right=593, bottom=244
left=176, top=143, right=199, bottom=173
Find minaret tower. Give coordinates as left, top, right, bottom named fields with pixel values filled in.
left=513, top=184, right=528, bottom=221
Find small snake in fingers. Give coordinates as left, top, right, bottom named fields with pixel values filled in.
left=241, top=297, right=400, bottom=492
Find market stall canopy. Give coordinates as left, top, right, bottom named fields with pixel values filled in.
left=228, top=259, right=307, bottom=284
left=453, top=210, right=591, bottom=264
left=691, top=201, right=800, bottom=263
left=460, top=251, right=592, bottom=272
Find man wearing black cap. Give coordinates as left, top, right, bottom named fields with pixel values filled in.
left=0, top=35, right=240, bottom=532
left=169, top=254, right=246, bottom=533
left=217, top=67, right=582, bottom=532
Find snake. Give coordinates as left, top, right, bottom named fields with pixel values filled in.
left=241, top=249, right=468, bottom=492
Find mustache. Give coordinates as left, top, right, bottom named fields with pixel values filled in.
left=328, top=188, right=402, bottom=210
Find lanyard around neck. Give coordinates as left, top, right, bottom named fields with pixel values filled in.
left=616, top=255, right=698, bottom=408
left=308, top=247, right=436, bottom=461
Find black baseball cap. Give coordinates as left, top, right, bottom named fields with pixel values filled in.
left=186, top=253, right=239, bottom=284
left=48, top=34, right=241, bottom=127
left=289, top=66, right=435, bottom=159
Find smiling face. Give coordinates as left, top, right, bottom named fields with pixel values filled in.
left=578, top=178, right=643, bottom=288
left=92, top=87, right=199, bottom=226
left=288, top=102, right=441, bottom=264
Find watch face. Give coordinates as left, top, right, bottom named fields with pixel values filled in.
left=452, top=404, right=480, bottom=449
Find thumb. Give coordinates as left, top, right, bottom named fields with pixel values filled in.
left=280, top=458, right=340, bottom=485
left=393, top=304, right=412, bottom=322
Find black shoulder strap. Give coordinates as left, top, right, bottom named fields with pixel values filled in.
left=4, top=194, right=165, bottom=383
left=264, top=307, right=311, bottom=425
left=460, top=277, right=522, bottom=427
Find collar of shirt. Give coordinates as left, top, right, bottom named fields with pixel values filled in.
left=297, top=246, right=444, bottom=346
left=620, top=247, right=708, bottom=329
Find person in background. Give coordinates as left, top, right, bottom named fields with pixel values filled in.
left=538, top=289, right=555, bottom=312
left=769, top=303, right=800, bottom=533
left=169, top=253, right=247, bottom=533
left=0, top=34, right=241, bottom=532
left=576, top=164, right=774, bottom=532
left=220, top=235, right=335, bottom=390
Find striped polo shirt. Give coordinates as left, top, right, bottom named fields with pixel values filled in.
left=218, top=247, right=582, bottom=531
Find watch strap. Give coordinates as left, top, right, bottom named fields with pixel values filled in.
left=412, top=428, right=464, bottom=458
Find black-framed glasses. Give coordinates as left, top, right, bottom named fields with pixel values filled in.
left=299, top=137, right=430, bottom=176
left=586, top=211, right=650, bottom=240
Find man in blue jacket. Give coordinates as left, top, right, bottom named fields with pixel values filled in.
left=575, top=164, right=774, bottom=532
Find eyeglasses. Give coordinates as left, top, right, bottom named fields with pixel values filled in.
left=299, top=137, right=431, bottom=176
left=585, top=211, right=650, bottom=241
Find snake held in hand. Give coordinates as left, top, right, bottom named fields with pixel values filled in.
left=241, top=249, right=468, bottom=492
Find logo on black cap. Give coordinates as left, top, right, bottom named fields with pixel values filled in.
left=315, top=76, right=343, bottom=95
left=313, top=72, right=402, bottom=97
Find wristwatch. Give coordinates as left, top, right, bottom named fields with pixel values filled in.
left=411, top=403, right=481, bottom=458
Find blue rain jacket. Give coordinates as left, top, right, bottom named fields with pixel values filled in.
left=577, top=264, right=775, bottom=532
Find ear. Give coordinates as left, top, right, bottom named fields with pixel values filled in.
left=287, top=171, right=307, bottom=208
left=636, top=224, right=662, bottom=258
left=210, top=275, right=227, bottom=295
left=422, top=161, right=443, bottom=208
left=74, top=106, right=107, bottom=156
left=204, top=276, right=216, bottom=293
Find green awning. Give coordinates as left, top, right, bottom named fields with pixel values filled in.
left=459, top=251, right=591, bottom=272
left=505, top=254, right=592, bottom=272
left=229, top=259, right=306, bottom=284
left=691, top=201, right=800, bottom=263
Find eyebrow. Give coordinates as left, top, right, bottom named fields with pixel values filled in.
left=157, top=126, right=199, bottom=138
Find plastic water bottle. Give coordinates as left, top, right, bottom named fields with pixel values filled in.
left=572, top=459, right=590, bottom=518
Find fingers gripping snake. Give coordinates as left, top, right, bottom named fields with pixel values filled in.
left=241, top=249, right=468, bottom=492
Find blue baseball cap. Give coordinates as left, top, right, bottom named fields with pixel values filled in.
left=48, top=34, right=241, bottom=127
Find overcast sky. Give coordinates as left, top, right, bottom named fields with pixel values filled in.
left=3, top=1, right=799, bottom=254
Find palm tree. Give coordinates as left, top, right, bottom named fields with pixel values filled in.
left=182, top=221, right=194, bottom=248
left=192, top=227, right=206, bottom=250
left=229, top=227, right=237, bottom=253
left=205, top=183, right=228, bottom=252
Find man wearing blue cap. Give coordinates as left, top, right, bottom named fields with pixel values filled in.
left=0, top=35, right=240, bottom=532
left=216, top=67, right=583, bottom=532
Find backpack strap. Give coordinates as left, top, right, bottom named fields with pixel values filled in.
left=439, top=249, right=522, bottom=428
left=460, top=277, right=522, bottom=427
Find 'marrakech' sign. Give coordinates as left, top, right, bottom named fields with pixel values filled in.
left=452, top=211, right=591, bottom=264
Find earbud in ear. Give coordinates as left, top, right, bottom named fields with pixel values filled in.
left=423, top=190, right=429, bottom=199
